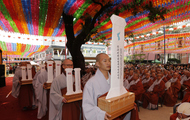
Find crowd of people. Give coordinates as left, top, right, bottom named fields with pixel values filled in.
left=10, top=53, right=190, bottom=120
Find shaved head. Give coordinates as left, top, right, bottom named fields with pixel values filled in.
left=62, top=59, right=73, bottom=69
left=96, top=53, right=108, bottom=62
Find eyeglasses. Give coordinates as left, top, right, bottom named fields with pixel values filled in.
left=63, top=64, right=73, bottom=67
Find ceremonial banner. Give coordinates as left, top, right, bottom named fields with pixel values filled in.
left=106, top=14, right=127, bottom=99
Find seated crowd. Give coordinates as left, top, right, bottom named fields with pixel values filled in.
left=11, top=55, right=190, bottom=120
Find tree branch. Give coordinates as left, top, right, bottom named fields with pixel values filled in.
left=92, top=0, right=103, bottom=7
left=62, top=11, right=75, bottom=49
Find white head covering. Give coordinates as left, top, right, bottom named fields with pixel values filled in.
left=177, top=102, right=190, bottom=116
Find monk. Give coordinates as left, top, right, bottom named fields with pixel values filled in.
left=142, top=73, right=153, bottom=92
left=151, top=72, right=157, bottom=82
left=49, top=59, right=81, bottom=120
left=163, top=72, right=181, bottom=106
left=163, top=70, right=172, bottom=83
left=82, top=53, right=140, bottom=120
left=142, top=74, right=165, bottom=109
left=183, top=71, right=190, bottom=93
left=35, top=61, right=55, bottom=119
left=12, top=62, right=36, bottom=110
left=126, top=73, right=145, bottom=101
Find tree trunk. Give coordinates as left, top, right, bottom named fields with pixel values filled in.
left=66, top=42, right=85, bottom=71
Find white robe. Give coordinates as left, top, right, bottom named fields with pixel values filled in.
left=82, top=69, right=130, bottom=120
left=36, top=70, right=48, bottom=119
left=11, top=67, right=22, bottom=98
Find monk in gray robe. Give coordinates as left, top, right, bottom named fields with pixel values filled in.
left=49, top=59, right=81, bottom=120
left=82, top=53, right=139, bottom=120
left=12, top=62, right=35, bottom=110
left=35, top=61, right=55, bottom=119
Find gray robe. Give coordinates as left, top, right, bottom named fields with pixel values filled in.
left=36, top=70, right=48, bottom=119
left=49, top=73, right=74, bottom=120
left=11, top=67, right=22, bottom=98
left=82, top=69, right=131, bottom=120
left=32, top=70, right=41, bottom=106
left=82, top=69, right=110, bottom=120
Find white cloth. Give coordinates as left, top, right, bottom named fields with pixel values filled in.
left=148, top=78, right=163, bottom=92
left=11, top=67, right=22, bottom=98
left=181, top=75, right=190, bottom=85
left=176, top=117, right=190, bottom=120
left=142, top=78, right=151, bottom=84
left=49, top=73, right=72, bottom=120
left=127, top=75, right=133, bottom=81
left=123, top=78, right=129, bottom=88
left=126, top=79, right=140, bottom=89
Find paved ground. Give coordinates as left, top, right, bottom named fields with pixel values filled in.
left=139, top=100, right=181, bottom=120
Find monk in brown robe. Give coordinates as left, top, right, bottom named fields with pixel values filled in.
left=142, top=73, right=153, bottom=91
left=163, top=72, right=181, bottom=107
left=183, top=71, right=190, bottom=93
left=151, top=72, right=157, bottom=82
left=127, top=73, right=145, bottom=101
left=164, top=70, right=172, bottom=83
left=142, top=74, right=165, bottom=109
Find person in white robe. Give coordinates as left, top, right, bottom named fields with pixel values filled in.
left=49, top=59, right=75, bottom=120
left=82, top=53, right=131, bottom=120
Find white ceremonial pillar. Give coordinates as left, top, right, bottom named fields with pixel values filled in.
left=40, top=64, right=46, bottom=72
left=106, top=14, right=127, bottom=99
left=65, top=68, right=74, bottom=95
left=27, top=64, right=32, bottom=80
left=46, top=61, right=54, bottom=83
left=74, top=68, right=82, bottom=93
left=21, top=66, right=27, bottom=81
left=55, top=61, right=61, bottom=77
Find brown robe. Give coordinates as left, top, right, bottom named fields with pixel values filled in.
left=163, top=79, right=181, bottom=107
left=61, top=87, right=81, bottom=120
left=143, top=79, right=153, bottom=91
left=129, top=80, right=145, bottom=101
left=183, top=79, right=190, bottom=92
left=162, top=77, right=168, bottom=83
left=142, top=81, right=165, bottom=108
left=18, top=67, right=36, bottom=109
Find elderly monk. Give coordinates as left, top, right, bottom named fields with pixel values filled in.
left=82, top=53, right=140, bottom=120
left=163, top=72, right=181, bottom=106
left=126, top=73, right=145, bottom=101
left=142, top=74, right=165, bottom=109
left=49, top=59, right=81, bottom=120
left=12, top=62, right=36, bottom=110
